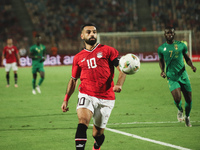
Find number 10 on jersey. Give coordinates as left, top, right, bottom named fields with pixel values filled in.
left=87, top=58, right=97, bottom=69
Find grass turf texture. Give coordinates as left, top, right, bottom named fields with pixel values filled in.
left=0, top=62, right=200, bottom=150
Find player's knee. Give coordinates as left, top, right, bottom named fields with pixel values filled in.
left=172, top=94, right=181, bottom=102
left=40, top=72, right=45, bottom=78
left=92, top=126, right=104, bottom=137
left=92, top=132, right=101, bottom=137
left=78, top=118, right=90, bottom=126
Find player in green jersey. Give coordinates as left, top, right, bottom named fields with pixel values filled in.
left=29, top=34, right=46, bottom=95
left=157, top=26, right=196, bottom=127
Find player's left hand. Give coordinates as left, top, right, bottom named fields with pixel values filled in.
left=192, top=66, right=196, bottom=72
left=113, top=85, right=122, bottom=93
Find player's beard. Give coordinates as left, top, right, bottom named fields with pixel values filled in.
left=84, top=37, right=97, bottom=46
left=165, top=35, right=174, bottom=43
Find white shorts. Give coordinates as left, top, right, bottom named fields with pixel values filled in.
left=5, top=62, right=18, bottom=72
left=77, top=92, right=115, bottom=128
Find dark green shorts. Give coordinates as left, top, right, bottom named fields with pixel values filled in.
left=167, top=71, right=191, bottom=92
left=32, top=60, right=44, bottom=74
left=32, top=67, right=45, bottom=74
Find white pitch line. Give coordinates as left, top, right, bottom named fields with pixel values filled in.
left=106, top=120, right=200, bottom=126
left=105, top=127, right=191, bottom=150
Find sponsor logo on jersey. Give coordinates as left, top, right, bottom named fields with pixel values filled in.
left=81, top=58, right=86, bottom=62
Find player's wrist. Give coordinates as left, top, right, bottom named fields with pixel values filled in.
left=64, top=94, right=70, bottom=102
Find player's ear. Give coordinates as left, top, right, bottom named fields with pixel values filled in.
left=80, top=33, right=84, bottom=40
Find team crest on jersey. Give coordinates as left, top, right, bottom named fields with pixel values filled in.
left=174, top=44, right=178, bottom=50
left=36, top=47, right=40, bottom=53
left=97, top=52, right=103, bottom=58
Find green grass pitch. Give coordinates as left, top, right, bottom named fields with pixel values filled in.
left=0, top=62, right=200, bottom=150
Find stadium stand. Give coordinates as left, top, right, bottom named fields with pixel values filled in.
left=0, top=0, right=25, bottom=49
left=150, top=0, right=200, bottom=54
left=0, top=0, right=199, bottom=55
left=23, top=0, right=138, bottom=54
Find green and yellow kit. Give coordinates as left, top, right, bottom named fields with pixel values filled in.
left=30, top=44, right=46, bottom=73
left=157, top=40, right=191, bottom=92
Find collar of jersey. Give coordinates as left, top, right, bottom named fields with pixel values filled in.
left=84, top=43, right=99, bottom=52
left=166, top=40, right=177, bottom=45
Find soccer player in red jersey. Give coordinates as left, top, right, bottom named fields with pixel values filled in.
left=1, top=38, right=21, bottom=87
left=61, top=23, right=126, bottom=150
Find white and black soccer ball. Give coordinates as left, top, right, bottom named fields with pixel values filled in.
left=119, top=53, right=140, bottom=75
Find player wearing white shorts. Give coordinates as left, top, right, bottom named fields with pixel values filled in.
left=61, top=23, right=126, bottom=150
left=1, top=38, right=20, bottom=87
left=5, top=62, right=18, bottom=72
left=77, top=92, right=115, bottom=129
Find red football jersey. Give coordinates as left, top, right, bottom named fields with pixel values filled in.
left=72, top=43, right=119, bottom=100
left=3, top=46, right=19, bottom=63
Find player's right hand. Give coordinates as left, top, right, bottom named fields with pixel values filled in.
left=61, top=101, right=69, bottom=112
left=160, top=71, right=166, bottom=78
left=192, top=66, right=196, bottom=72
left=113, top=85, right=122, bottom=93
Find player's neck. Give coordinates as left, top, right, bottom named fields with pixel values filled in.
left=167, top=40, right=174, bottom=44
left=85, top=43, right=97, bottom=51
left=7, top=44, right=13, bottom=47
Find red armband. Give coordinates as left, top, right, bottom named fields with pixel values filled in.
left=64, top=94, right=70, bottom=102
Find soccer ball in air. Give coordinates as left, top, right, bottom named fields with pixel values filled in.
left=119, top=53, right=140, bottom=75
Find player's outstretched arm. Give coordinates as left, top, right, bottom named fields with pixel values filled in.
left=41, top=48, right=47, bottom=62
left=183, top=53, right=197, bottom=72
left=61, top=77, right=78, bottom=112
left=113, top=66, right=126, bottom=93
left=159, top=58, right=166, bottom=78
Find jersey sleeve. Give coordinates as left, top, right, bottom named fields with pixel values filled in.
left=71, top=55, right=81, bottom=79
left=109, top=47, right=119, bottom=61
left=182, top=42, right=188, bottom=54
left=157, top=47, right=163, bottom=59
left=30, top=46, right=34, bottom=53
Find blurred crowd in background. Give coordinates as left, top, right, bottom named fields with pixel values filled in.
left=0, top=0, right=200, bottom=55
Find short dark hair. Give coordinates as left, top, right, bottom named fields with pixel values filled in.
left=165, top=26, right=175, bottom=30
left=35, top=34, right=41, bottom=38
left=81, top=23, right=97, bottom=31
